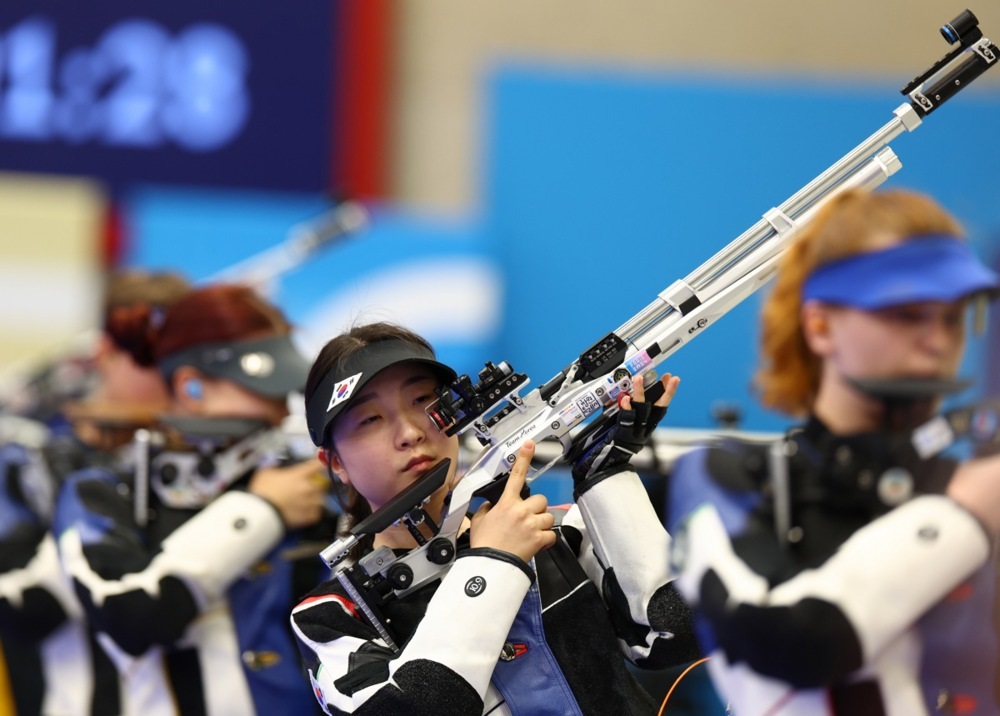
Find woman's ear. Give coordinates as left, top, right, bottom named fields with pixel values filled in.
left=801, top=300, right=835, bottom=357
left=319, top=447, right=349, bottom=487
left=94, top=333, right=116, bottom=365
left=173, top=366, right=206, bottom=413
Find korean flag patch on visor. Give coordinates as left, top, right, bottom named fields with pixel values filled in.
left=328, top=372, right=362, bottom=411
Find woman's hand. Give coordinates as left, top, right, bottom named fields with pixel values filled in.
left=470, top=441, right=557, bottom=562
left=250, top=458, right=328, bottom=530
left=947, top=453, right=1000, bottom=538
left=572, top=372, right=680, bottom=485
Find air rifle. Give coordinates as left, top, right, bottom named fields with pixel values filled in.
left=317, top=10, right=998, bottom=648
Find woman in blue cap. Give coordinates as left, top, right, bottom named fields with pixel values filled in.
left=53, top=284, right=332, bottom=715
left=668, top=188, right=1000, bottom=715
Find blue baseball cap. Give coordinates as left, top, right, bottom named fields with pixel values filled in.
left=802, top=236, right=999, bottom=310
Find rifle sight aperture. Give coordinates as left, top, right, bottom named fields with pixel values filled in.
left=941, top=9, right=982, bottom=47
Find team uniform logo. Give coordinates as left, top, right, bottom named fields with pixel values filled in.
left=500, top=642, right=528, bottom=661
left=971, top=407, right=998, bottom=442
left=465, top=576, right=486, bottom=597
left=328, top=372, right=363, bottom=412
left=308, top=668, right=327, bottom=709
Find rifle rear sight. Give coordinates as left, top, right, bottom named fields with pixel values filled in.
left=900, top=8, right=995, bottom=112
left=427, top=361, right=529, bottom=438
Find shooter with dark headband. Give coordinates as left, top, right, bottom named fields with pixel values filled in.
left=291, top=321, right=701, bottom=715
left=52, top=284, right=332, bottom=716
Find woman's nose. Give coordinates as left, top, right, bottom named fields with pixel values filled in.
left=921, top=314, right=960, bottom=354
left=396, top=414, right=426, bottom=448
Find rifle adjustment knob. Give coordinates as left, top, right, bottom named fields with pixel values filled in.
left=387, top=563, right=414, bottom=591
left=426, top=537, right=455, bottom=565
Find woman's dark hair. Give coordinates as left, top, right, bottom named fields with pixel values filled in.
left=305, top=322, right=437, bottom=559
left=102, top=270, right=191, bottom=367
left=151, top=284, right=292, bottom=369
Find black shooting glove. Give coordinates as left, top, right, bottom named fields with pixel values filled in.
left=570, top=400, right=667, bottom=498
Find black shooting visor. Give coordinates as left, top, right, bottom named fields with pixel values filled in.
left=305, top=339, right=457, bottom=447
left=159, top=333, right=310, bottom=400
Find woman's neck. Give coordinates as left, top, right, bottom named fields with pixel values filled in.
left=373, top=522, right=426, bottom=551
left=812, top=375, right=884, bottom=436
left=813, top=371, right=942, bottom=435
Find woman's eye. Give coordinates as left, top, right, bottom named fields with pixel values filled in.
left=881, top=307, right=925, bottom=324
left=414, top=393, right=434, bottom=405
left=357, top=414, right=380, bottom=427
left=892, top=309, right=921, bottom=322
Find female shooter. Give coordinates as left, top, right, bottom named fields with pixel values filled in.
left=53, top=284, right=332, bottom=715
left=292, top=321, right=701, bottom=715
left=0, top=269, right=190, bottom=715
left=668, top=188, right=1000, bottom=715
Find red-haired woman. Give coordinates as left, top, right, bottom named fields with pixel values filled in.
left=53, top=284, right=331, bottom=715
left=1, top=270, right=190, bottom=716
left=669, top=188, right=1000, bottom=715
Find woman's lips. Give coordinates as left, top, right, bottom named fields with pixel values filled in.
left=404, top=456, right=434, bottom=472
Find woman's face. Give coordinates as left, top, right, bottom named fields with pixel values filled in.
left=97, top=337, right=171, bottom=406
left=327, top=361, right=459, bottom=514
left=816, top=299, right=968, bottom=384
